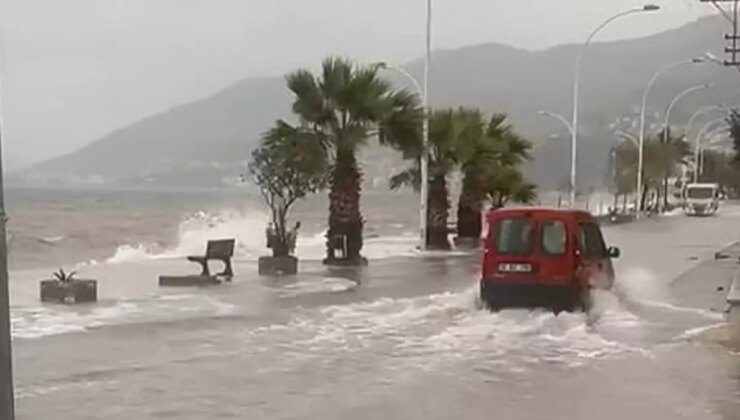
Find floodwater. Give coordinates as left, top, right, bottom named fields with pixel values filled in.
left=7, top=188, right=740, bottom=419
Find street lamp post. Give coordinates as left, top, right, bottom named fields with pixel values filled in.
left=636, top=56, right=709, bottom=211
left=0, top=61, right=15, bottom=419
left=694, top=117, right=728, bottom=183
left=659, top=83, right=711, bottom=208
left=377, top=64, right=424, bottom=103
left=615, top=130, right=639, bottom=147
left=610, top=132, right=640, bottom=209
left=662, top=83, right=712, bottom=145
left=685, top=104, right=727, bottom=141
left=571, top=4, right=660, bottom=209
left=375, top=0, right=431, bottom=250
left=539, top=110, right=574, bottom=137
left=376, top=61, right=426, bottom=248
left=538, top=111, right=574, bottom=206
left=420, top=0, right=431, bottom=249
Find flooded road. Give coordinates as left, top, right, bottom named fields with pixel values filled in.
left=10, top=205, right=740, bottom=419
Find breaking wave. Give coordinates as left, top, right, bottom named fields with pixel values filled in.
left=104, top=210, right=461, bottom=264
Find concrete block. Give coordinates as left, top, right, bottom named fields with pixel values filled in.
left=40, top=280, right=97, bottom=304
left=259, top=256, right=299, bottom=275
left=158, top=275, right=224, bottom=287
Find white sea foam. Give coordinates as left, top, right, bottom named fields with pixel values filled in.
left=103, top=209, right=467, bottom=264
left=245, top=286, right=649, bottom=374
left=38, top=235, right=66, bottom=245
left=11, top=294, right=237, bottom=339
left=280, top=277, right=359, bottom=296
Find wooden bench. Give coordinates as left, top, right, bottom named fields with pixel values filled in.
left=159, top=239, right=236, bottom=287
left=187, top=239, right=235, bottom=278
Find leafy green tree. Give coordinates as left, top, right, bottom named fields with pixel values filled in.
left=727, top=109, right=740, bottom=167
left=249, top=122, right=329, bottom=257
left=699, top=149, right=740, bottom=195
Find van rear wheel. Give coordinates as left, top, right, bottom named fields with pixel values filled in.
left=563, top=282, right=592, bottom=314
left=578, top=286, right=593, bottom=313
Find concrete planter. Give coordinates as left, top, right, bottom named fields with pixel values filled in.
left=259, top=256, right=299, bottom=275
left=40, top=280, right=97, bottom=304
left=322, top=256, right=368, bottom=267
left=158, top=275, right=224, bottom=287
left=453, top=237, right=480, bottom=249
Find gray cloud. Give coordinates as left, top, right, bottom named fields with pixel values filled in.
left=0, top=0, right=711, bottom=168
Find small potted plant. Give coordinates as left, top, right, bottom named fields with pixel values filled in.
left=40, top=268, right=97, bottom=304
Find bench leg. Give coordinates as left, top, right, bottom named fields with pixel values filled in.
left=197, top=261, right=210, bottom=277
left=220, top=258, right=233, bottom=278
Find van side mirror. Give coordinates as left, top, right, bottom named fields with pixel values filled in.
left=607, top=246, right=621, bottom=259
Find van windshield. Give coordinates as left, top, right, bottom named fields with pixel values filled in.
left=494, top=218, right=535, bottom=254
left=687, top=188, right=715, bottom=199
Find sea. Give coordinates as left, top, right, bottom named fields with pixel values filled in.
left=5, top=185, right=423, bottom=272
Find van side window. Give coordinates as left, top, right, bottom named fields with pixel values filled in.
left=577, top=223, right=607, bottom=258
left=494, top=218, right=534, bottom=254
left=541, top=220, right=566, bottom=255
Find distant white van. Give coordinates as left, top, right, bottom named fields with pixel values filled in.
left=683, top=183, right=720, bottom=216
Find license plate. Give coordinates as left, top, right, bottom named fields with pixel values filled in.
left=498, top=263, right=532, bottom=273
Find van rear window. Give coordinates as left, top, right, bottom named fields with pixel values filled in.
left=494, top=218, right=534, bottom=254
left=541, top=221, right=567, bottom=255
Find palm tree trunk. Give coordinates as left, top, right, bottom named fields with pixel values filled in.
left=427, top=174, right=451, bottom=250
left=456, top=172, right=482, bottom=239
left=325, top=148, right=364, bottom=264
left=663, top=173, right=670, bottom=210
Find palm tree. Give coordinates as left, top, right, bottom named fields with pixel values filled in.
left=486, top=165, right=537, bottom=209
left=728, top=109, right=740, bottom=167
left=391, top=108, right=480, bottom=249
left=455, top=113, right=531, bottom=239
left=285, top=57, right=421, bottom=264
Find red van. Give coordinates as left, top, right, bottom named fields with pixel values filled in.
left=480, top=207, right=620, bottom=312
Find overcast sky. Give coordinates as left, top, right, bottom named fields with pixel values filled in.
left=0, top=0, right=714, bottom=168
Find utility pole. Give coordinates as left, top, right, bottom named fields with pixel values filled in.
left=700, top=0, right=740, bottom=66
left=0, top=74, right=15, bottom=418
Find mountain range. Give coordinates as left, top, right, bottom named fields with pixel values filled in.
left=13, top=14, right=738, bottom=191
